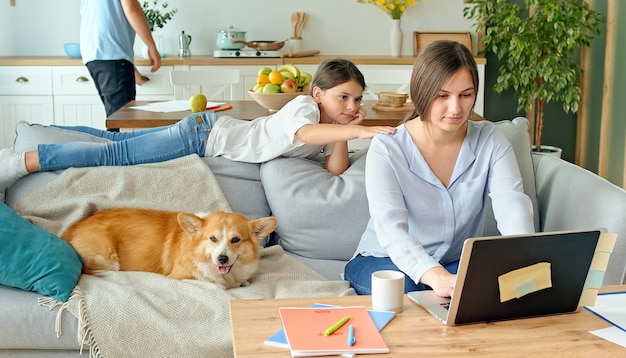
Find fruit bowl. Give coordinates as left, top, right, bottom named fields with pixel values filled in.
left=248, top=91, right=302, bottom=112
left=63, top=43, right=81, bottom=59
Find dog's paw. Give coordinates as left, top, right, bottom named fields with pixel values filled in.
left=240, top=280, right=251, bottom=287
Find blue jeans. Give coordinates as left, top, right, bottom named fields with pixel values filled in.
left=38, top=112, right=220, bottom=171
left=344, top=255, right=459, bottom=295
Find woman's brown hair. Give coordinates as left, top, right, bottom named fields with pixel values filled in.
left=405, top=40, right=478, bottom=123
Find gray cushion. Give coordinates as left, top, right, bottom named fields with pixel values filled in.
left=6, top=122, right=112, bottom=208
left=486, top=117, right=540, bottom=234
left=260, top=150, right=369, bottom=261
left=201, top=157, right=271, bottom=220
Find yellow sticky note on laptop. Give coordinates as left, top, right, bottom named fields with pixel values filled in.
left=498, top=262, right=552, bottom=303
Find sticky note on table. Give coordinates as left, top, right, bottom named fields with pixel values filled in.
left=498, top=262, right=552, bottom=303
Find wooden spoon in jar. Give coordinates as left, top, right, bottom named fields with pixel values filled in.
left=291, top=12, right=299, bottom=38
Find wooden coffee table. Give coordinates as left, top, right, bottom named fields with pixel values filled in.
left=229, top=286, right=624, bottom=357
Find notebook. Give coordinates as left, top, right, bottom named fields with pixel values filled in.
left=278, top=306, right=389, bottom=357
left=265, top=303, right=395, bottom=349
left=407, top=229, right=608, bottom=325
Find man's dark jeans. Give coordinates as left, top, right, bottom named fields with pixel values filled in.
left=86, top=59, right=136, bottom=118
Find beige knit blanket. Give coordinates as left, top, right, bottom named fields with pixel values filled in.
left=15, top=155, right=232, bottom=236
left=16, top=155, right=355, bottom=357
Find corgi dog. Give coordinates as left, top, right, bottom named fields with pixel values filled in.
left=61, top=208, right=277, bottom=288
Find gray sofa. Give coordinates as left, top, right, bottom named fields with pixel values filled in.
left=1, top=117, right=626, bottom=357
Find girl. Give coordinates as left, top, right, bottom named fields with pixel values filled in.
left=0, top=58, right=396, bottom=201
left=344, top=41, right=535, bottom=298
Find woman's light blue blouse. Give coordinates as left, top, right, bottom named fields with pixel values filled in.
left=354, top=120, right=535, bottom=285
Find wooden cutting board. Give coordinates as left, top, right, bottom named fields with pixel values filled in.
left=372, top=103, right=414, bottom=112
left=280, top=50, right=320, bottom=58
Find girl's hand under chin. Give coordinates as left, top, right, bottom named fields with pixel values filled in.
left=344, top=107, right=366, bottom=125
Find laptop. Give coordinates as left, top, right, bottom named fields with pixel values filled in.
left=407, top=229, right=605, bottom=325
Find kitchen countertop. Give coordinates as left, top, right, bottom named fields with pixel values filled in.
left=0, top=55, right=486, bottom=66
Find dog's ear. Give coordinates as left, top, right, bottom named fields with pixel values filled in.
left=178, top=212, right=203, bottom=236
left=250, top=217, right=278, bottom=242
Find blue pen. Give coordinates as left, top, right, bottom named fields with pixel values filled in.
left=347, top=325, right=356, bottom=346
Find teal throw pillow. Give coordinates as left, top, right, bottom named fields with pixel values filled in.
left=0, top=202, right=82, bottom=302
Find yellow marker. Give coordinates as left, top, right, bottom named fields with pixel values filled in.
left=324, top=316, right=350, bottom=336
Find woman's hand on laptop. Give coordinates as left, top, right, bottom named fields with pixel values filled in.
left=421, top=266, right=456, bottom=298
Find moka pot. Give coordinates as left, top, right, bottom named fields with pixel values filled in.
left=178, top=31, right=192, bottom=57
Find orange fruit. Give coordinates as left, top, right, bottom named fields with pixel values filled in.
left=257, top=73, right=270, bottom=86
left=268, top=70, right=284, bottom=85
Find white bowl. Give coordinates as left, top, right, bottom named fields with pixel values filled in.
left=247, top=91, right=301, bottom=112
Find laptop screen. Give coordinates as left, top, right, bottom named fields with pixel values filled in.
left=453, top=230, right=601, bottom=324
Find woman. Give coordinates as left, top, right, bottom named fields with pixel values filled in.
left=344, top=41, right=535, bottom=298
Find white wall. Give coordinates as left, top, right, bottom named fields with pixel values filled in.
left=0, top=0, right=474, bottom=57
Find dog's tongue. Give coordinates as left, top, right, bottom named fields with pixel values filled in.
left=218, top=265, right=231, bottom=275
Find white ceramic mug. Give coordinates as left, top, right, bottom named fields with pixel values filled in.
left=371, top=270, right=405, bottom=313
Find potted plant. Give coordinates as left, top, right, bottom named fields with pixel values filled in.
left=142, top=0, right=177, bottom=32
left=463, top=0, right=604, bottom=153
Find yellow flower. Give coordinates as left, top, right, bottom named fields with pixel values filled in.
left=357, top=0, right=419, bottom=20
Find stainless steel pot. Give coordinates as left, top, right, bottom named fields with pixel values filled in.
left=216, top=24, right=246, bottom=50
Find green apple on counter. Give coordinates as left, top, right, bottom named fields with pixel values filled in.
left=189, top=93, right=207, bottom=112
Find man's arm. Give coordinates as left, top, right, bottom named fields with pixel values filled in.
left=120, top=0, right=161, bottom=73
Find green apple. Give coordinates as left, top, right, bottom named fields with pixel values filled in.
left=258, top=67, right=272, bottom=76
left=277, top=64, right=300, bottom=79
left=262, top=83, right=281, bottom=93
left=189, top=93, right=207, bottom=113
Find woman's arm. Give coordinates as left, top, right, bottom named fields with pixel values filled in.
left=488, top=143, right=535, bottom=234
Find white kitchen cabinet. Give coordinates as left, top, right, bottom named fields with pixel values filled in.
left=52, top=66, right=104, bottom=128
left=0, top=66, right=54, bottom=149
left=0, top=96, right=54, bottom=149
left=52, top=65, right=176, bottom=129
left=134, top=65, right=177, bottom=100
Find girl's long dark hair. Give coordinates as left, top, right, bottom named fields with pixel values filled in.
left=309, top=58, right=366, bottom=94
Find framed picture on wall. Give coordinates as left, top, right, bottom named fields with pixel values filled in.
left=413, top=32, right=472, bottom=56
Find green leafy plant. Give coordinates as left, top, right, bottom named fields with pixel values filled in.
left=463, top=0, right=603, bottom=151
left=142, top=0, right=177, bottom=32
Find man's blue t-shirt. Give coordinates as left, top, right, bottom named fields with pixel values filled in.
left=80, top=0, right=136, bottom=64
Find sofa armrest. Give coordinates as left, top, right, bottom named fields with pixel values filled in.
left=533, top=153, right=626, bottom=284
